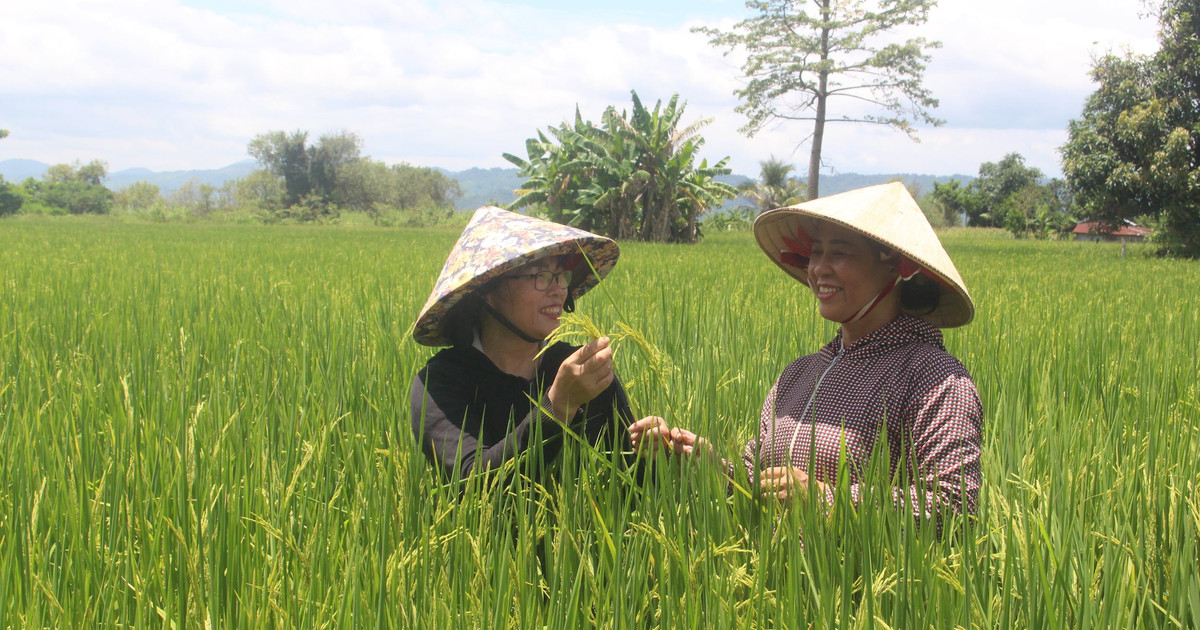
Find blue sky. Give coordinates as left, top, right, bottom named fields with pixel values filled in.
left=1, top=0, right=1158, bottom=180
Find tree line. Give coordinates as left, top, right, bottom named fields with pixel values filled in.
left=0, top=133, right=463, bottom=226
left=700, top=153, right=1074, bottom=239
left=3, top=0, right=1199, bottom=253
left=926, top=154, right=1075, bottom=237
left=243, top=130, right=463, bottom=225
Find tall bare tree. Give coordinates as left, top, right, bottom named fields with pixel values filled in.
left=695, top=0, right=943, bottom=199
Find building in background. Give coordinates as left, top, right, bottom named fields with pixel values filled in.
left=1072, top=219, right=1152, bottom=243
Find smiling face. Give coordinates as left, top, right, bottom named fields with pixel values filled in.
left=484, top=257, right=569, bottom=342
left=805, top=221, right=901, bottom=341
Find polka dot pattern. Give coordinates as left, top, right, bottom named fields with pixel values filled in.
left=742, top=314, right=983, bottom=517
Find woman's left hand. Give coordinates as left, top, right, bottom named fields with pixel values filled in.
left=760, top=467, right=827, bottom=505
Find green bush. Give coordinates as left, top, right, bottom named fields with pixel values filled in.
left=0, top=177, right=21, bottom=217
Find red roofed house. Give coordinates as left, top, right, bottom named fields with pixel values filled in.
left=1072, top=219, right=1153, bottom=243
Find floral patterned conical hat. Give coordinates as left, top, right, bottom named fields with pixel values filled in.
left=753, top=182, right=974, bottom=328
left=412, top=207, right=620, bottom=346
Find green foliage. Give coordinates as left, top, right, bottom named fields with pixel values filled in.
left=694, top=0, right=943, bottom=198
left=334, top=160, right=463, bottom=224
left=166, top=180, right=223, bottom=219
left=700, top=206, right=756, bottom=232
left=505, top=90, right=736, bottom=243
left=21, top=161, right=114, bottom=215
left=269, top=193, right=336, bottom=223
left=114, top=180, right=163, bottom=211
left=43, top=160, right=108, bottom=187
left=246, top=129, right=363, bottom=216
left=246, top=130, right=461, bottom=224
left=972, top=153, right=1043, bottom=227
left=928, top=154, right=1074, bottom=238
left=11, top=179, right=62, bottom=216
left=0, top=176, right=21, bottom=217
left=111, top=181, right=175, bottom=221
left=927, top=180, right=978, bottom=227
left=738, top=157, right=805, bottom=213
left=308, top=131, right=361, bottom=206
left=40, top=181, right=114, bottom=215
left=1062, top=0, right=1200, bottom=257
left=248, top=129, right=321, bottom=206
left=995, top=180, right=1076, bottom=239
left=231, top=168, right=285, bottom=216
left=1, top=224, right=1198, bottom=627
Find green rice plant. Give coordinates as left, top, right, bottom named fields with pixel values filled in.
left=0, top=219, right=1196, bottom=628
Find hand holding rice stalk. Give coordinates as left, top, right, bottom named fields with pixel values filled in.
left=535, top=250, right=679, bottom=425
left=525, top=246, right=679, bottom=461
left=536, top=247, right=762, bottom=501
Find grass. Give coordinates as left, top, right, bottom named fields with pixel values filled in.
left=0, top=219, right=1197, bottom=628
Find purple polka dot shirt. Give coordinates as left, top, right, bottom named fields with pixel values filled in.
left=742, top=314, right=983, bottom=519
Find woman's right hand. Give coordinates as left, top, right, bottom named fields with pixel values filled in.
left=667, top=427, right=709, bottom=457
left=547, top=337, right=614, bottom=423
left=627, top=417, right=711, bottom=459
left=628, top=416, right=672, bottom=456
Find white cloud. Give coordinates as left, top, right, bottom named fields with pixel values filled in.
left=0, top=0, right=1164, bottom=180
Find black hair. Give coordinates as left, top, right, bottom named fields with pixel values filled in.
left=439, top=272, right=506, bottom=349
left=868, top=240, right=941, bottom=315
left=439, top=294, right=485, bottom=349
left=900, top=273, right=941, bottom=314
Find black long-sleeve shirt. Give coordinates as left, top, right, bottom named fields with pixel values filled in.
left=410, top=341, right=635, bottom=482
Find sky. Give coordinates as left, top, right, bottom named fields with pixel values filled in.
left=0, top=0, right=1160, bottom=180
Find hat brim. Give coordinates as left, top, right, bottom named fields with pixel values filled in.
left=753, top=183, right=974, bottom=328
left=412, top=208, right=620, bottom=346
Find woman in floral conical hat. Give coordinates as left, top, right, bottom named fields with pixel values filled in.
left=411, top=206, right=648, bottom=482
left=629, top=182, right=983, bottom=525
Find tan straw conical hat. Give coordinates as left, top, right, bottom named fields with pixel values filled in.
left=412, top=206, right=620, bottom=346
left=753, top=182, right=974, bottom=328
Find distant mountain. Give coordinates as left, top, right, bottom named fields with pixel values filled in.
left=445, top=169, right=972, bottom=211
left=0, top=159, right=972, bottom=207
left=444, top=169, right=760, bottom=211
left=0, top=158, right=259, bottom=194
left=107, top=160, right=259, bottom=192
left=816, top=173, right=974, bottom=197
left=0, top=159, right=51, bottom=182
left=437, top=167, right=526, bottom=210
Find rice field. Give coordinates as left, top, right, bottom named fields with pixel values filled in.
left=0, top=218, right=1197, bottom=628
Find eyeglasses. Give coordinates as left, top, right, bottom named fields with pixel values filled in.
left=504, top=269, right=573, bottom=291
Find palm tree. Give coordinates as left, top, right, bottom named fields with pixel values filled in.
left=739, top=157, right=806, bottom=213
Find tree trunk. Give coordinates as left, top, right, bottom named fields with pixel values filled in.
left=639, top=180, right=670, bottom=242
left=807, top=108, right=825, bottom=200
left=807, top=6, right=832, bottom=201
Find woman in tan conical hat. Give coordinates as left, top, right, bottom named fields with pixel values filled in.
left=629, top=182, right=983, bottom=525
left=411, top=206, right=649, bottom=483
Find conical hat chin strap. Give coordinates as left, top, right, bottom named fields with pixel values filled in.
left=834, top=274, right=900, bottom=324
left=473, top=269, right=579, bottom=345
left=782, top=223, right=923, bottom=325
left=828, top=257, right=920, bottom=324
left=478, top=300, right=542, bottom=344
